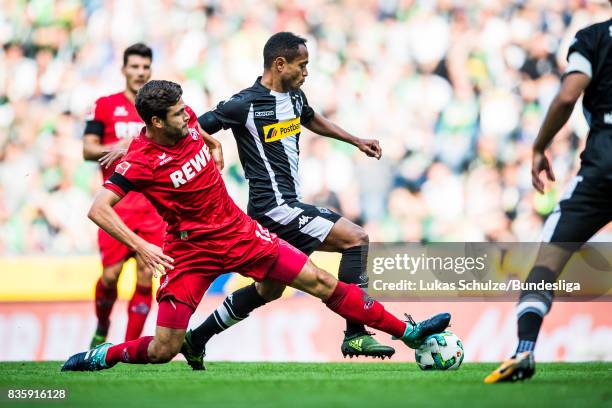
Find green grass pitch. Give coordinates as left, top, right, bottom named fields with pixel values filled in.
left=1, top=362, right=611, bottom=408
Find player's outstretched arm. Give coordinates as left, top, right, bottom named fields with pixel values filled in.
left=531, top=72, right=590, bottom=193
left=304, top=112, right=382, bottom=159
left=88, top=188, right=174, bottom=275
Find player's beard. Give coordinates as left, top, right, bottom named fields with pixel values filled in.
left=282, top=75, right=303, bottom=92
left=166, top=123, right=188, bottom=141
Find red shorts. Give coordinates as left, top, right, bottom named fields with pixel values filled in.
left=155, top=217, right=308, bottom=328
left=98, top=195, right=166, bottom=267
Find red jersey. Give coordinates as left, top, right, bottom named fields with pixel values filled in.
left=104, top=106, right=246, bottom=238
left=87, top=91, right=156, bottom=216
left=88, top=92, right=145, bottom=180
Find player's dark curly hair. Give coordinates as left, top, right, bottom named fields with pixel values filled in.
left=123, top=43, right=153, bottom=66
left=135, top=80, right=182, bottom=125
left=263, top=32, right=307, bottom=68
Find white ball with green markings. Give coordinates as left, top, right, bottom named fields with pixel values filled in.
left=415, top=331, right=464, bottom=370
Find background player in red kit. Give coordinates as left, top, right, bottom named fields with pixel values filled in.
left=83, top=43, right=165, bottom=347
left=62, top=80, right=450, bottom=371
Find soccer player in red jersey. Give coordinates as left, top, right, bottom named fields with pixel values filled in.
left=62, top=80, right=450, bottom=371
left=83, top=43, right=165, bottom=347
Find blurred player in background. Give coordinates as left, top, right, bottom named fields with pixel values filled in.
left=61, top=80, right=451, bottom=372
left=485, top=9, right=612, bottom=383
left=83, top=43, right=165, bottom=348
left=188, top=32, right=393, bottom=367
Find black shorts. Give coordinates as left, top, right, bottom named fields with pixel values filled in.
left=541, top=176, right=612, bottom=243
left=255, top=201, right=342, bottom=255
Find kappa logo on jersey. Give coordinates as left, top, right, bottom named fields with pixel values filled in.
left=158, top=152, right=173, bottom=166
left=169, top=145, right=212, bottom=188
left=255, top=110, right=275, bottom=117
left=115, top=161, right=131, bottom=176
left=262, top=117, right=301, bottom=143
left=298, top=215, right=312, bottom=228
left=113, top=106, right=129, bottom=117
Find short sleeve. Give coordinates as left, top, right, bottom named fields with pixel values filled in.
left=566, top=27, right=597, bottom=76
left=84, top=97, right=106, bottom=137
left=299, top=90, right=315, bottom=125
left=104, top=155, right=153, bottom=197
left=199, top=93, right=250, bottom=134
left=185, top=105, right=199, bottom=127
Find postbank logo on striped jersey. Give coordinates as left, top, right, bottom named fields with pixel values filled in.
left=262, top=117, right=301, bottom=143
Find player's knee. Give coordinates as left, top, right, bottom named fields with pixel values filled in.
left=101, top=266, right=121, bottom=286
left=256, top=281, right=285, bottom=301
left=136, top=264, right=153, bottom=282
left=354, top=227, right=369, bottom=246
left=343, top=226, right=369, bottom=249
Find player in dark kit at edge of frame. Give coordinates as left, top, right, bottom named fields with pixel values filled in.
left=83, top=43, right=165, bottom=348
left=485, top=7, right=612, bottom=383
left=184, top=32, right=391, bottom=369
left=61, top=80, right=451, bottom=372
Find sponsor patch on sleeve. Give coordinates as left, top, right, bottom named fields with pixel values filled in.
left=115, top=161, right=131, bottom=176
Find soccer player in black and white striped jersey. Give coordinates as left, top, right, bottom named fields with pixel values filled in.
left=180, top=32, right=395, bottom=368
left=485, top=9, right=612, bottom=383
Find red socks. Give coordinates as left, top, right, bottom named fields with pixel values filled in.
left=94, top=278, right=118, bottom=333
left=324, top=282, right=406, bottom=338
left=105, top=336, right=154, bottom=366
left=125, top=284, right=153, bottom=341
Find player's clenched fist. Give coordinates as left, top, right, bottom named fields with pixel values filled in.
left=357, top=138, right=382, bottom=160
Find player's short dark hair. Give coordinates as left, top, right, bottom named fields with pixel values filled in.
left=263, top=32, right=307, bottom=68
left=123, top=43, right=153, bottom=66
left=135, top=80, right=182, bottom=125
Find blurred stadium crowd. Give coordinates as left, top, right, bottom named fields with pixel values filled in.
left=1, top=0, right=611, bottom=255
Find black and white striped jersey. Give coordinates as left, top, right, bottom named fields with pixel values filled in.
left=566, top=19, right=612, bottom=180
left=198, top=77, right=315, bottom=217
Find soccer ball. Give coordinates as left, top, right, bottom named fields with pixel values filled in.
left=415, top=331, right=464, bottom=370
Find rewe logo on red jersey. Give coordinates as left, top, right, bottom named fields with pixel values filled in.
left=169, top=145, right=212, bottom=188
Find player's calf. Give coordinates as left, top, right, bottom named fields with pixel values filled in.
left=91, top=266, right=122, bottom=348
left=148, top=337, right=183, bottom=363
